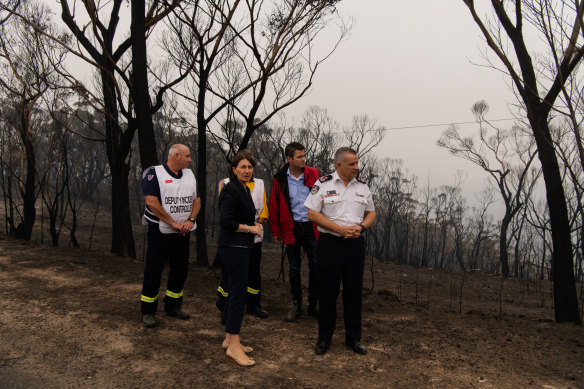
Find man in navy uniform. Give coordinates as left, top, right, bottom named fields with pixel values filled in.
left=304, top=147, right=376, bottom=355
left=140, top=144, right=201, bottom=328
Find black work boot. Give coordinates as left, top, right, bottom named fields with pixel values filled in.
left=142, top=313, right=156, bottom=328
left=308, top=301, right=319, bottom=317
left=286, top=300, right=302, bottom=322
left=315, top=339, right=331, bottom=355
left=164, top=307, right=190, bottom=320
left=247, top=305, right=269, bottom=318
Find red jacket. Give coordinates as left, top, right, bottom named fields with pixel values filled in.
left=269, top=164, right=321, bottom=244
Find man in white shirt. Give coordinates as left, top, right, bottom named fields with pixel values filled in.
left=304, top=147, right=376, bottom=355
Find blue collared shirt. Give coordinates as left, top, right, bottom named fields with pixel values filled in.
left=287, top=168, right=310, bottom=222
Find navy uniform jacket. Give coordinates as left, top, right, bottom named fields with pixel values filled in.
left=218, top=180, right=256, bottom=248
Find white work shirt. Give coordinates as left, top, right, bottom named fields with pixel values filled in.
left=304, top=171, right=374, bottom=237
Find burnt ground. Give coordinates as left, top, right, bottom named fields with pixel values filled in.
left=1, top=233, right=583, bottom=389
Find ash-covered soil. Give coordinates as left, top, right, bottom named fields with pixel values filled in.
left=0, top=234, right=583, bottom=389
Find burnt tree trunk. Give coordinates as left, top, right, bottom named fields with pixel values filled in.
left=131, top=0, right=158, bottom=171
left=15, top=100, right=36, bottom=240
left=530, top=110, right=580, bottom=323
left=499, top=211, right=512, bottom=277
left=462, top=0, right=583, bottom=325
left=195, top=112, right=208, bottom=266
left=101, top=69, right=136, bottom=258
left=195, top=58, right=209, bottom=266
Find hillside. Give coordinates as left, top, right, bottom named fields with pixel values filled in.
left=0, top=234, right=583, bottom=388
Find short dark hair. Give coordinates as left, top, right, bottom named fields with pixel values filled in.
left=285, top=142, right=305, bottom=159
left=334, top=147, right=357, bottom=163
left=229, top=149, right=256, bottom=180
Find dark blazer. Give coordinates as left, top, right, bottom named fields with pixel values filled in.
left=218, top=180, right=256, bottom=248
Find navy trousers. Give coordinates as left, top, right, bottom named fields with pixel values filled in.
left=286, top=221, right=318, bottom=304
left=219, top=246, right=250, bottom=334
left=141, top=225, right=190, bottom=314
left=317, top=233, right=365, bottom=342
left=216, top=242, right=262, bottom=311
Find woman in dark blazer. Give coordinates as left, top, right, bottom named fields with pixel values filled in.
left=218, top=150, right=262, bottom=367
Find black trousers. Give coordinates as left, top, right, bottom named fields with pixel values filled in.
left=141, top=225, right=190, bottom=314
left=286, top=221, right=318, bottom=304
left=219, top=246, right=250, bottom=334
left=216, top=242, right=262, bottom=311
left=317, top=233, right=365, bottom=342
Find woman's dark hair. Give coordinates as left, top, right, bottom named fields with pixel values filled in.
left=229, top=149, right=256, bottom=180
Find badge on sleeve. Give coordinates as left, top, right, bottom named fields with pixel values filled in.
left=147, top=174, right=154, bottom=181
left=311, top=185, right=320, bottom=194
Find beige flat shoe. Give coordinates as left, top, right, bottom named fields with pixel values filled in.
left=225, top=349, right=255, bottom=367
left=222, top=340, right=253, bottom=353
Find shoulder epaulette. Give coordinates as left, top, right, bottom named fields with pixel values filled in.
left=356, top=178, right=367, bottom=185
left=319, top=174, right=333, bottom=183
left=142, top=165, right=157, bottom=179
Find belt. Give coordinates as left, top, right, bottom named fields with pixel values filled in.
left=293, top=221, right=312, bottom=226
left=320, top=232, right=363, bottom=241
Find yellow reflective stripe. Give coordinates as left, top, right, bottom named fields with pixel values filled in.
left=217, top=286, right=228, bottom=297
left=247, top=287, right=260, bottom=295
left=165, top=290, right=183, bottom=299
left=141, top=294, right=158, bottom=303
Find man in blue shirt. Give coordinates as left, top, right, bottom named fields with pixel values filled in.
left=269, top=142, right=321, bottom=321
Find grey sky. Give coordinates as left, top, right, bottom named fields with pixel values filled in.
left=49, top=0, right=526, bottom=209
left=284, top=1, right=519, bottom=203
